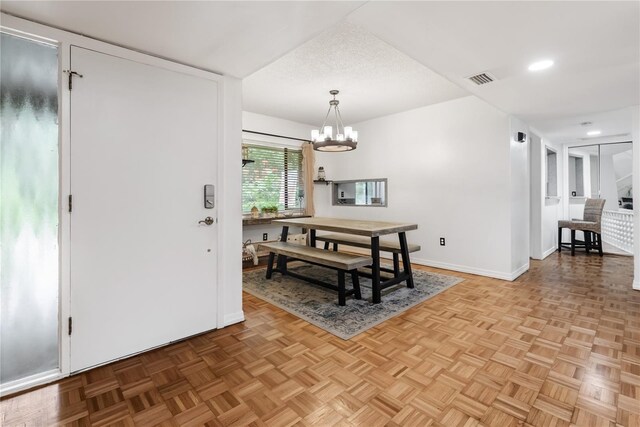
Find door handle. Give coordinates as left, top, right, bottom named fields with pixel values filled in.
left=199, top=217, right=214, bottom=226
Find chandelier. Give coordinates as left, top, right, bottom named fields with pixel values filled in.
left=311, top=90, right=358, bottom=152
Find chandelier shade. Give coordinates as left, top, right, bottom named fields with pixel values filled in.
left=311, top=90, right=358, bottom=152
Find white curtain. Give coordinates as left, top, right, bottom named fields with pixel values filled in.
left=302, top=143, right=315, bottom=216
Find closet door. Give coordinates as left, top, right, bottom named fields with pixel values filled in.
left=69, top=46, right=219, bottom=372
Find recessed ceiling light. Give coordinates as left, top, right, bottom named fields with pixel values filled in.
left=528, top=59, right=554, bottom=71
left=587, top=130, right=601, bottom=136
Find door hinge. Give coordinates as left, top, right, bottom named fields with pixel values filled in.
left=63, top=70, right=83, bottom=90
left=68, top=194, right=73, bottom=213
left=68, top=317, right=73, bottom=336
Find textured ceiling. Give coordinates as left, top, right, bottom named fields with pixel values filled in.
left=0, top=1, right=365, bottom=78
left=242, top=22, right=469, bottom=125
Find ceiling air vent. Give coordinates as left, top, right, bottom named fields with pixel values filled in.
left=467, top=72, right=495, bottom=86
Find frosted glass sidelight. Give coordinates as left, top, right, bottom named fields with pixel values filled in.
left=1, top=33, right=59, bottom=384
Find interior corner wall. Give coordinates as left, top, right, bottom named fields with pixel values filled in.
left=530, top=131, right=564, bottom=261
left=220, top=76, right=244, bottom=326
left=529, top=132, right=543, bottom=259
left=313, top=96, right=516, bottom=280
left=541, top=138, right=563, bottom=258
left=243, top=111, right=314, bottom=139
left=632, top=105, right=639, bottom=291
left=509, top=117, right=530, bottom=278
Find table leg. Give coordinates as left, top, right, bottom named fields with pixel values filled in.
left=310, top=229, right=316, bottom=248
left=278, top=226, right=289, bottom=272
left=399, top=232, right=414, bottom=288
left=371, top=236, right=381, bottom=304
left=266, top=252, right=275, bottom=279
left=280, top=226, right=289, bottom=242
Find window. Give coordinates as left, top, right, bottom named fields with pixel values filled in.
left=242, top=144, right=303, bottom=213
left=545, top=148, right=557, bottom=197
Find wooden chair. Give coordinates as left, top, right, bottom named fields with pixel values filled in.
left=557, top=198, right=606, bottom=256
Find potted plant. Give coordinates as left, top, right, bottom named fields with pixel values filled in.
left=261, top=205, right=278, bottom=218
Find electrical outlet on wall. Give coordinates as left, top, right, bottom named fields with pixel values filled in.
left=440, top=237, right=446, bottom=246
left=263, top=233, right=268, bottom=241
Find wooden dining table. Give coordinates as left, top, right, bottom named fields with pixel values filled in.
left=273, top=217, right=418, bottom=303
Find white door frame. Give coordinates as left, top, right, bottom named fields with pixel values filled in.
left=0, top=13, right=236, bottom=396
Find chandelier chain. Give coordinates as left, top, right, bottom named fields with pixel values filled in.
left=335, top=106, right=344, bottom=135
left=319, top=105, right=333, bottom=132
left=311, top=89, right=357, bottom=152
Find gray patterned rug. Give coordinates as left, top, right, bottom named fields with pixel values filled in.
left=243, top=263, right=464, bottom=340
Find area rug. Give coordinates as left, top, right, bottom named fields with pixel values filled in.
left=243, top=264, right=463, bottom=340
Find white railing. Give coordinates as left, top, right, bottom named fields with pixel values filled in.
left=602, top=209, right=634, bottom=254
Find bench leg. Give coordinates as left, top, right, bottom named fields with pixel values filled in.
left=371, top=237, right=381, bottom=304
left=277, top=226, right=289, bottom=272
left=324, top=241, right=329, bottom=250
left=399, top=232, right=415, bottom=289
left=338, top=271, right=346, bottom=306
left=266, top=252, right=275, bottom=279
left=571, top=230, right=576, bottom=256
left=333, top=243, right=338, bottom=252
left=392, top=253, right=400, bottom=277
left=351, top=270, right=362, bottom=300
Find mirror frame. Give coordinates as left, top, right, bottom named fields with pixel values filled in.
left=331, top=178, right=388, bottom=207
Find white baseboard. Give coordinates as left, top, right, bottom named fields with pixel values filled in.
left=509, top=263, right=530, bottom=280
left=541, top=246, right=557, bottom=259
left=223, top=311, right=245, bottom=327
left=411, top=257, right=523, bottom=281
left=332, top=248, right=530, bottom=282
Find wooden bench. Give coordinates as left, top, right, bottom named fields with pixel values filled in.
left=314, top=233, right=420, bottom=277
left=261, top=241, right=372, bottom=306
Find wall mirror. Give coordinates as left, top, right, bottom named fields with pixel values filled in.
left=332, top=179, right=387, bottom=207
left=567, top=142, right=632, bottom=211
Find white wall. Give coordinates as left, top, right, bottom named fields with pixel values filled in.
left=530, top=132, right=563, bottom=259
left=509, top=117, right=530, bottom=276
left=542, top=139, right=563, bottom=257
left=530, top=133, right=543, bottom=259
left=314, top=96, right=527, bottom=280
left=243, top=111, right=314, bottom=138
left=220, top=76, right=244, bottom=326
left=632, top=105, right=640, bottom=291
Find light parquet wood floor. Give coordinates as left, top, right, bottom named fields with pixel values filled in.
left=2, top=253, right=639, bottom=426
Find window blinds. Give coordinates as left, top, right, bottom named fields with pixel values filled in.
left=242, top=144, right=303, bottom=213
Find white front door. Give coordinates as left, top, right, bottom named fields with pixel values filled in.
left=69, top=46, right=219, bottom=372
